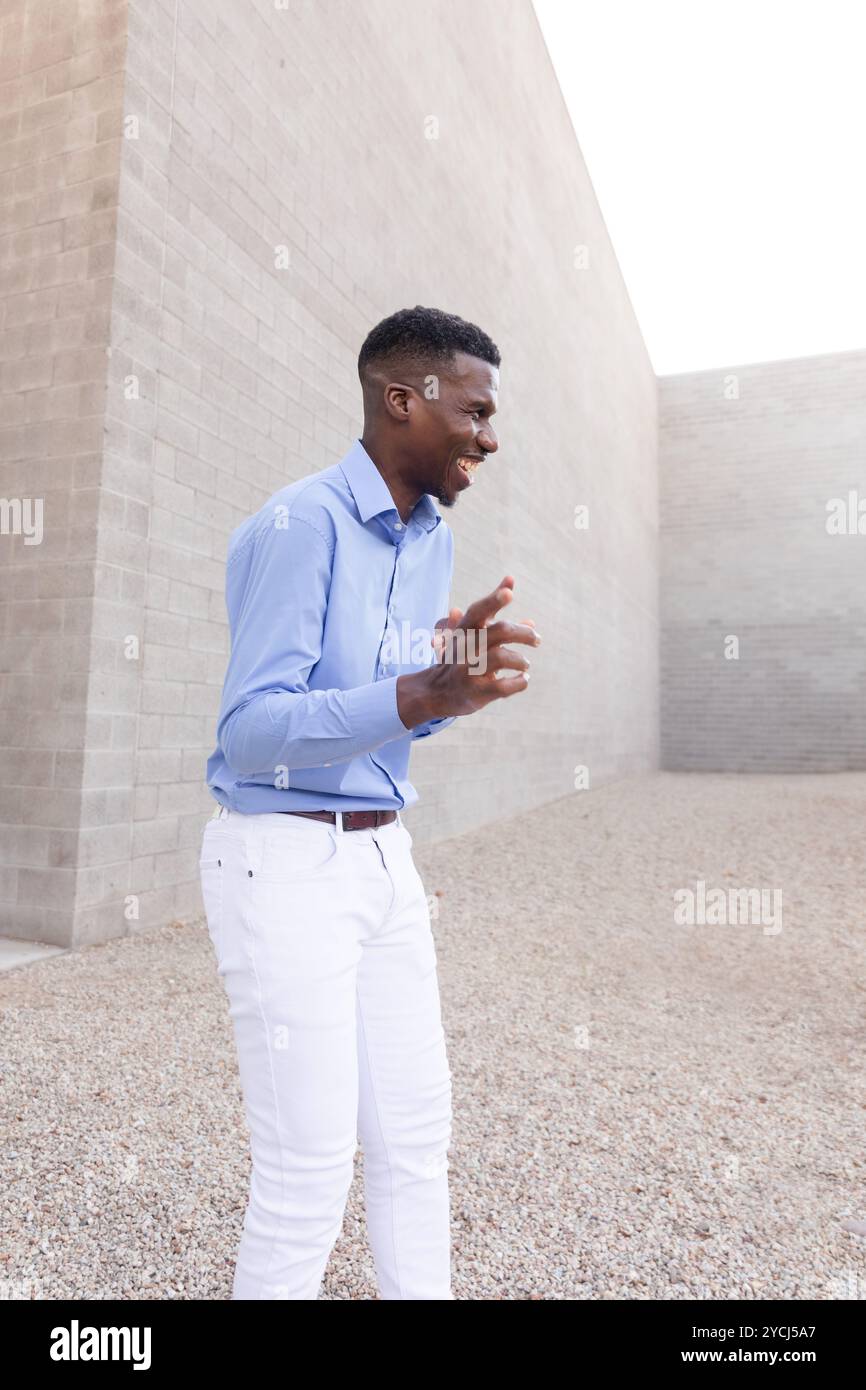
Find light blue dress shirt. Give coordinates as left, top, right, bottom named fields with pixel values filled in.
left=206, top=438, right=457, bottom=813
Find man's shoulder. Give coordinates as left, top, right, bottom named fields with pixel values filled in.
left=227, top=462, right=349, bottom=561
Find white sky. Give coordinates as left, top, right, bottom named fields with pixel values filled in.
left=531, top=0, right=866, bottom=374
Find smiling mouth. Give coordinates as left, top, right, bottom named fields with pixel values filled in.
left=455, top=455, right=484, bottom=484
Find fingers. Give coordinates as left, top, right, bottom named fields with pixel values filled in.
left=432, top=608, right=464, bottom=638
left=491, top=673, right=530, bottom=697
left=459, top=576, right=514, bottom=630
left=430, top=578, right=535, bottom=707
left=445, top=622, right=538, bottom=654
left=483, top=619, right=542, bottom=649
left=469, top=644, right=531, bottom=678
left=434, top=606, right=463, bottom=632
left=432, top=607, right=464, bottom=660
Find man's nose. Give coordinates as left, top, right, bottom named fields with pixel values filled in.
left=478, top=425, right=498, bottom=454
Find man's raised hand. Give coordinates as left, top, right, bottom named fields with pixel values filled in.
left=399, top=575, right=540, bottom=730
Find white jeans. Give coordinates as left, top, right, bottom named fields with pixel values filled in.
left=199, top=805, right=454, bottom=1300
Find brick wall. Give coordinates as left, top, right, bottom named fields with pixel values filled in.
left=0, top=0, right=127, bottom=946
left=660, top=350, right=866, bottom=770
left=2, top=0, right=658, bottom=947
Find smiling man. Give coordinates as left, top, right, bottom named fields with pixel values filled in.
left=200, top=305, right=540, bottom=1301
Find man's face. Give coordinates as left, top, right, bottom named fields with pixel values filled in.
left=417, top=352, right=499, bottom=508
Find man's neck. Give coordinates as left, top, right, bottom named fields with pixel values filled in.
left=361, top=433, right=421, bottom=526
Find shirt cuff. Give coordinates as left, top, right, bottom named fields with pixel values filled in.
left=342, top=675, right=413, bottom=745
left=411, top=715, right=457, bottom=740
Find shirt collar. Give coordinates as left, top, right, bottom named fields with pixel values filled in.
left=339, top=438, right=442, bottom=534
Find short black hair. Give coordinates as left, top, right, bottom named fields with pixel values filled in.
left=358, top=305, right=500, bottom=383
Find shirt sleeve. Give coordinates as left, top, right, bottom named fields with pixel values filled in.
left=217, top=513, right=411, bottom=778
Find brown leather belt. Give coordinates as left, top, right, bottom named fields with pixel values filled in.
left=280, top=809, right=398, bottom=832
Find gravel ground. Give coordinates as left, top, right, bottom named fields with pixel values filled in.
left=2, top=771, right=865, bottom=1301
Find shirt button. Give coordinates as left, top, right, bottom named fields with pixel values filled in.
left=394, top=522, right=404, bottom=531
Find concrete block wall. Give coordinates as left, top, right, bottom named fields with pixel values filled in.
left=2, top=0, right=659, bottom=948
left=660, top=349, right=866, bottom=770
left=0, top=0, right=127, bottom=946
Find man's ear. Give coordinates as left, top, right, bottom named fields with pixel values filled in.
left=383, top=382, right=412, bottom=422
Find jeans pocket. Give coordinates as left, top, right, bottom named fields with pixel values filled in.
left=253, top=824, right=339, bottom=880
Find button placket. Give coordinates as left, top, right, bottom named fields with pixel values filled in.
left=376, top=546, right=401, bottom=679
